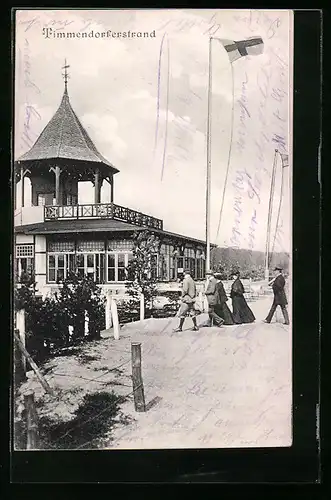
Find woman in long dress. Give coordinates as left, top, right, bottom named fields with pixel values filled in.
left=230, top=271, right=255, bottom=324
left=214, top=273, right=235, bottom=325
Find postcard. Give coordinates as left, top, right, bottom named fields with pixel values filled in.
left=13, top=8, right=293, bottom=451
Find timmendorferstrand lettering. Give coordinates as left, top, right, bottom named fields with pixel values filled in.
left=42, top=28, right=156, bottom=39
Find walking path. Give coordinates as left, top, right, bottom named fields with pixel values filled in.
left=104, top=296, right=292, bottom=449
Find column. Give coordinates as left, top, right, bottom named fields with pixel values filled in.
left=55, top=166, right=61, bottom=205
left=21, top=166, right=25, bottom=208
left=34, top=235, right=47, bottom=295
left=110, top=175, right=114, bottom=202
left=94, top=169, right=100, bottom=203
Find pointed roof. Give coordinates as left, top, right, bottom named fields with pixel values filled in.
left=17, top=88, right=119, bottom=174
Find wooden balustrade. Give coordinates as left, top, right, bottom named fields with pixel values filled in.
left=44, top=203, right=163, bottom=230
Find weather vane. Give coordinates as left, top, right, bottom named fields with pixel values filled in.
left=62, top=59, right=70, bottom=92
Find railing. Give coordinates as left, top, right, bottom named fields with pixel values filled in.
left=44, top=203, right=163, bottom=231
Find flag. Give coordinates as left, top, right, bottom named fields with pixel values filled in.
left=216, top=36, right=264, bottom=63
left=280, top=153, right=289, bottom=168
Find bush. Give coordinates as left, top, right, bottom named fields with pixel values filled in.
left=14, top=273, right=106, bottom=364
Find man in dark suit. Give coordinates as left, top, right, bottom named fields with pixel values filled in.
left=205, top=270, right=224, bottom=327
left=264, top=266, right=290, bottom=325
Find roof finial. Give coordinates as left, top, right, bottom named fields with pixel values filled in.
left=62, top=59, right=70, bottom=94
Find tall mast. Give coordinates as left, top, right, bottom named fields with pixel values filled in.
left=205, top=37, right=213, bottom=271
left=265, top=149, right=278, bottom=280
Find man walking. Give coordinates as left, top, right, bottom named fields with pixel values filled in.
left=205, top=270, right=224, bottom=327
left=173, top=269, right=199, bottom=332
left=264, top=266, right=290, bottom=325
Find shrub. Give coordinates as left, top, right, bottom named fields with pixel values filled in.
left=14, top=273, right=106, bottom=363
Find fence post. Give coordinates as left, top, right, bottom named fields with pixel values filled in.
left=131, top=342, right=146, bottom=412
left=105, top=293, right=112, bottom=330
left=110, top=298, right=119, bottom=340
left=16, top=309, right=26, bottom=373
left=84, top=310, right=89, bottom=336
left=14, top=330, right=54, bottom=395
left=140, top=293, right=145, bottom=321
left=24, top=390, right=39, bottom=450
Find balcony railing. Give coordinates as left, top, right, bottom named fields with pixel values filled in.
left=44, top=203, right=163, bottom=231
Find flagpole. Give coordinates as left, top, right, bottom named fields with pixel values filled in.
left=271, top=152, right=287, bottom=256
left=206, top=36, right=213, bottom=272
left=264, top=149, right=278, bottom=281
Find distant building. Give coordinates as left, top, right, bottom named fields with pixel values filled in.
left=14, top=70, right=208, bottom=296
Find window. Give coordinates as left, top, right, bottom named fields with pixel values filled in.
left=107, top=240, right=133, bottom=251
left=48, top=241, right=75, bottom=252
left=47, top=253, right=75, bottom=283
left=107, top=252, right=132, bottom=282
left=16, top=245, right=34, bottom=258
left=75, top=253, right=105, bottom=283
left=170, top=256, right=176, bottom=280
left=15, top=257, right=34, bottom=280
left=158, top=253, right=170, bottom=281
left=151, top=254, right=158, bottom=280
left=118, top=253, right=126, bottom=281
left=67, top=194, right=78, bottom=205
left=37, top=194, right=46, bottom=206
left=77, top=240, right=105, bottom=252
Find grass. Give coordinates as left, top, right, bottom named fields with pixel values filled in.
left=14, top=390, right=130, bottom=450
left=37, top=391, right=125, bottom=449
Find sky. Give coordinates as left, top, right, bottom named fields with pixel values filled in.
left=14, top=9, right=293, bottom=253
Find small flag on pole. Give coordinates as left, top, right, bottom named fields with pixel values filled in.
left=280, top=153, right=289, bottom=168
left=216, top=36, right=264, bottom=63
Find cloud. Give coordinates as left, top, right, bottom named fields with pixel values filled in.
left=15, top=9, right=292, bottom=250
left=81, top=113, right=128, bottom=158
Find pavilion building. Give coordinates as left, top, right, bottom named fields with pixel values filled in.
left=14, top=69, right=208, bottom=297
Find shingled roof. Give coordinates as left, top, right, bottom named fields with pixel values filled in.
left=16, top=88, right=119, bottom=173
left=14, top=218, right=210, bottom=245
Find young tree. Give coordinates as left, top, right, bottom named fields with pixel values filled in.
left=126, top=230, right=160, bottom=315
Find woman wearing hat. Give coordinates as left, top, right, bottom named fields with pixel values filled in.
left=204, top=270, right=224, bottom=327
left=230, top=270, right=255, bottom=324
left=214, top=272, right=235, bottom=325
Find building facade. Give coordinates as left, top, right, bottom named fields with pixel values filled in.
left=14, top=75, right=207, bottom=297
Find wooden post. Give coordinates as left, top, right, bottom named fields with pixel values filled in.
left=55, top=166, right=61, bottom=205
left=20, top=165, right=25, bottom=208
left=14, top=330, right=54, bottom=395
left=110, top=175, right=114, bottom=202
left=131, top=343, right=146, bottom=412
left=16, top=309, right=26, bottom=373
left=68, top=325, right=74, bottom=338
left=94, top=168, right=100, bottom=203
left=111, top=298, right=119, bottom=340
left=84, top=310, right=89, bottom=336
left=105, top=293, right=112, bottom=330
left=140, top=293, right=145, bottom=321
left=24, top=391, right=39, bottom=450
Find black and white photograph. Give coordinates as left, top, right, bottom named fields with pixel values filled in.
left=13, top=8, right=293, bottom=451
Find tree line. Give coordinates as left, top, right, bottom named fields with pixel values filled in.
left=210, top=246, right=290, bottom=280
